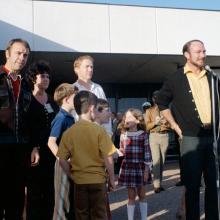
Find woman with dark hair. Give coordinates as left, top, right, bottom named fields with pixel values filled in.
left=26, top=60, right=58, bottom=220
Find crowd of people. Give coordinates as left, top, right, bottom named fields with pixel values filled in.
left=0, top=37, right=219, bottom=220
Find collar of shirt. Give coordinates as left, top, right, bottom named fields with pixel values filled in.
left=9, top=72, right=19, bottom=81
left=74, top=80, right=99, bottom=91
left=184, top=64, right=206, bottom=79
left=2, top=65, right=10, bottom=75
left=3, top=65, right=21, bottom=80
left=126, top=130, right=145, bottom=137
left=60, top=108, right=74, bottom=118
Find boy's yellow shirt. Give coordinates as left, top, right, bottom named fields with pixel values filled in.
left=57, top=119, right=116, bottom=184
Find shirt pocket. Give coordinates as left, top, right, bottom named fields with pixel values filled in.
left=22, top=92, right=32, bottom=112
left=0, top=89, right=9, bottom=108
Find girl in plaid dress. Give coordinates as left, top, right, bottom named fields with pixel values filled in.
left=118, top=108, right=152, bottom=220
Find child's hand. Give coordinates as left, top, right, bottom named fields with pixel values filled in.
left=119, top=148, right=125, bottom=155
left=144, top=167, right=149, bottom=183
left=108, top=178, right=116, bottom=191
left=67, top=158, right=72, bottom=169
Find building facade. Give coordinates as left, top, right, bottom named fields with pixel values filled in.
left=1, top=0, right=220, bottom=112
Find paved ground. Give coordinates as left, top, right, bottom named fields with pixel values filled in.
left=109, top=161, right=205, bottom=220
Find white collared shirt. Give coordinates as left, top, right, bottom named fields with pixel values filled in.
left=73, top=80, right=106, bottom=99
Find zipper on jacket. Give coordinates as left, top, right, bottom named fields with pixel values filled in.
left=15, top=76, right=22, bottom=143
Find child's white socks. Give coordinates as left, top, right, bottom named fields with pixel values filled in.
left=127, top=204, right=135, bottom=220
left=139, top=202, right=148, bottom=220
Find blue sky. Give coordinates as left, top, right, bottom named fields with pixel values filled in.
left=59, top=0, right=220, bottom=11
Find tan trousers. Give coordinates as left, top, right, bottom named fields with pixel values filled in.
left=149, top=132, right=169, bottom=188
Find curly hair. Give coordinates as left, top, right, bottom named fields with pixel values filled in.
left=120, top=108, right=146, bottom=133
left=26, top=60, right=51, bottom=90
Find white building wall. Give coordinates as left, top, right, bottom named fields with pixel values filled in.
left=0, top=0, right=34, bottom=48
left=156, top=8, right=220, bottom=55
left=33, top=1, right=110, bottom=52
left=109, top=6, right=157, bottom=54
left=0, top=0, right=220, bottom=55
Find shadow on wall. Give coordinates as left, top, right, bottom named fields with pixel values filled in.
left=0, top=20, right=77, bottom=53
left=0, top=20, right=80, bottom=90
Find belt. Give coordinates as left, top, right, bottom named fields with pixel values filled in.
left=151, top=131, right=168, bottom=134
left=202, top=123, right=212, bottom=130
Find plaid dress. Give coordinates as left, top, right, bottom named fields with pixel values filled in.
left=118, top=130, right=152, bottom=187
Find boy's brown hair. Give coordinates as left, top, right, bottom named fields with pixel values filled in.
left=74, top=90, right=97, bottom=115
left=54, top=83, right=78, bottom=106
left=96, top=98, right=109, bottom=112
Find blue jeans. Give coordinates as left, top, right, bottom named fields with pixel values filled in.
left=180, top=136, right=218, bottom=220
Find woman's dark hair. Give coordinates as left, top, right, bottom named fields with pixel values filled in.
left=26, top=60, right=51, bottom=90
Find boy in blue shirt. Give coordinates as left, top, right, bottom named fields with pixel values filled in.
left=48, top=83, right=78, bottom=220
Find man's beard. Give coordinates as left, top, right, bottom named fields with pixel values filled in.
left=191, top=59, right=205, bottom=69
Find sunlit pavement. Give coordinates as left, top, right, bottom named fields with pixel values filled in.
left=109, top=161, right=205, bottom=220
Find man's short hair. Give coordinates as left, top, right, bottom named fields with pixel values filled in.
left=74, top=90, right=97, bottom=115
left=73, top=55, right=94, bottom=72
left=54, top=83, right=78, bottom=106
left=96, top=98, right=109, bottom=112
left=6, top=38, right=31, bottom=52
left=182, top=39, right=204, bottom=54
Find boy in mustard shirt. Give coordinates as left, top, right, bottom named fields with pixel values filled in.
left=57, top=90, right=116, bottom=220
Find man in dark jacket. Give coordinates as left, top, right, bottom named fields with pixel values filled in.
left=0, top=38, right=39, bottom=220
left=156, top=39, right=218, bottom=220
